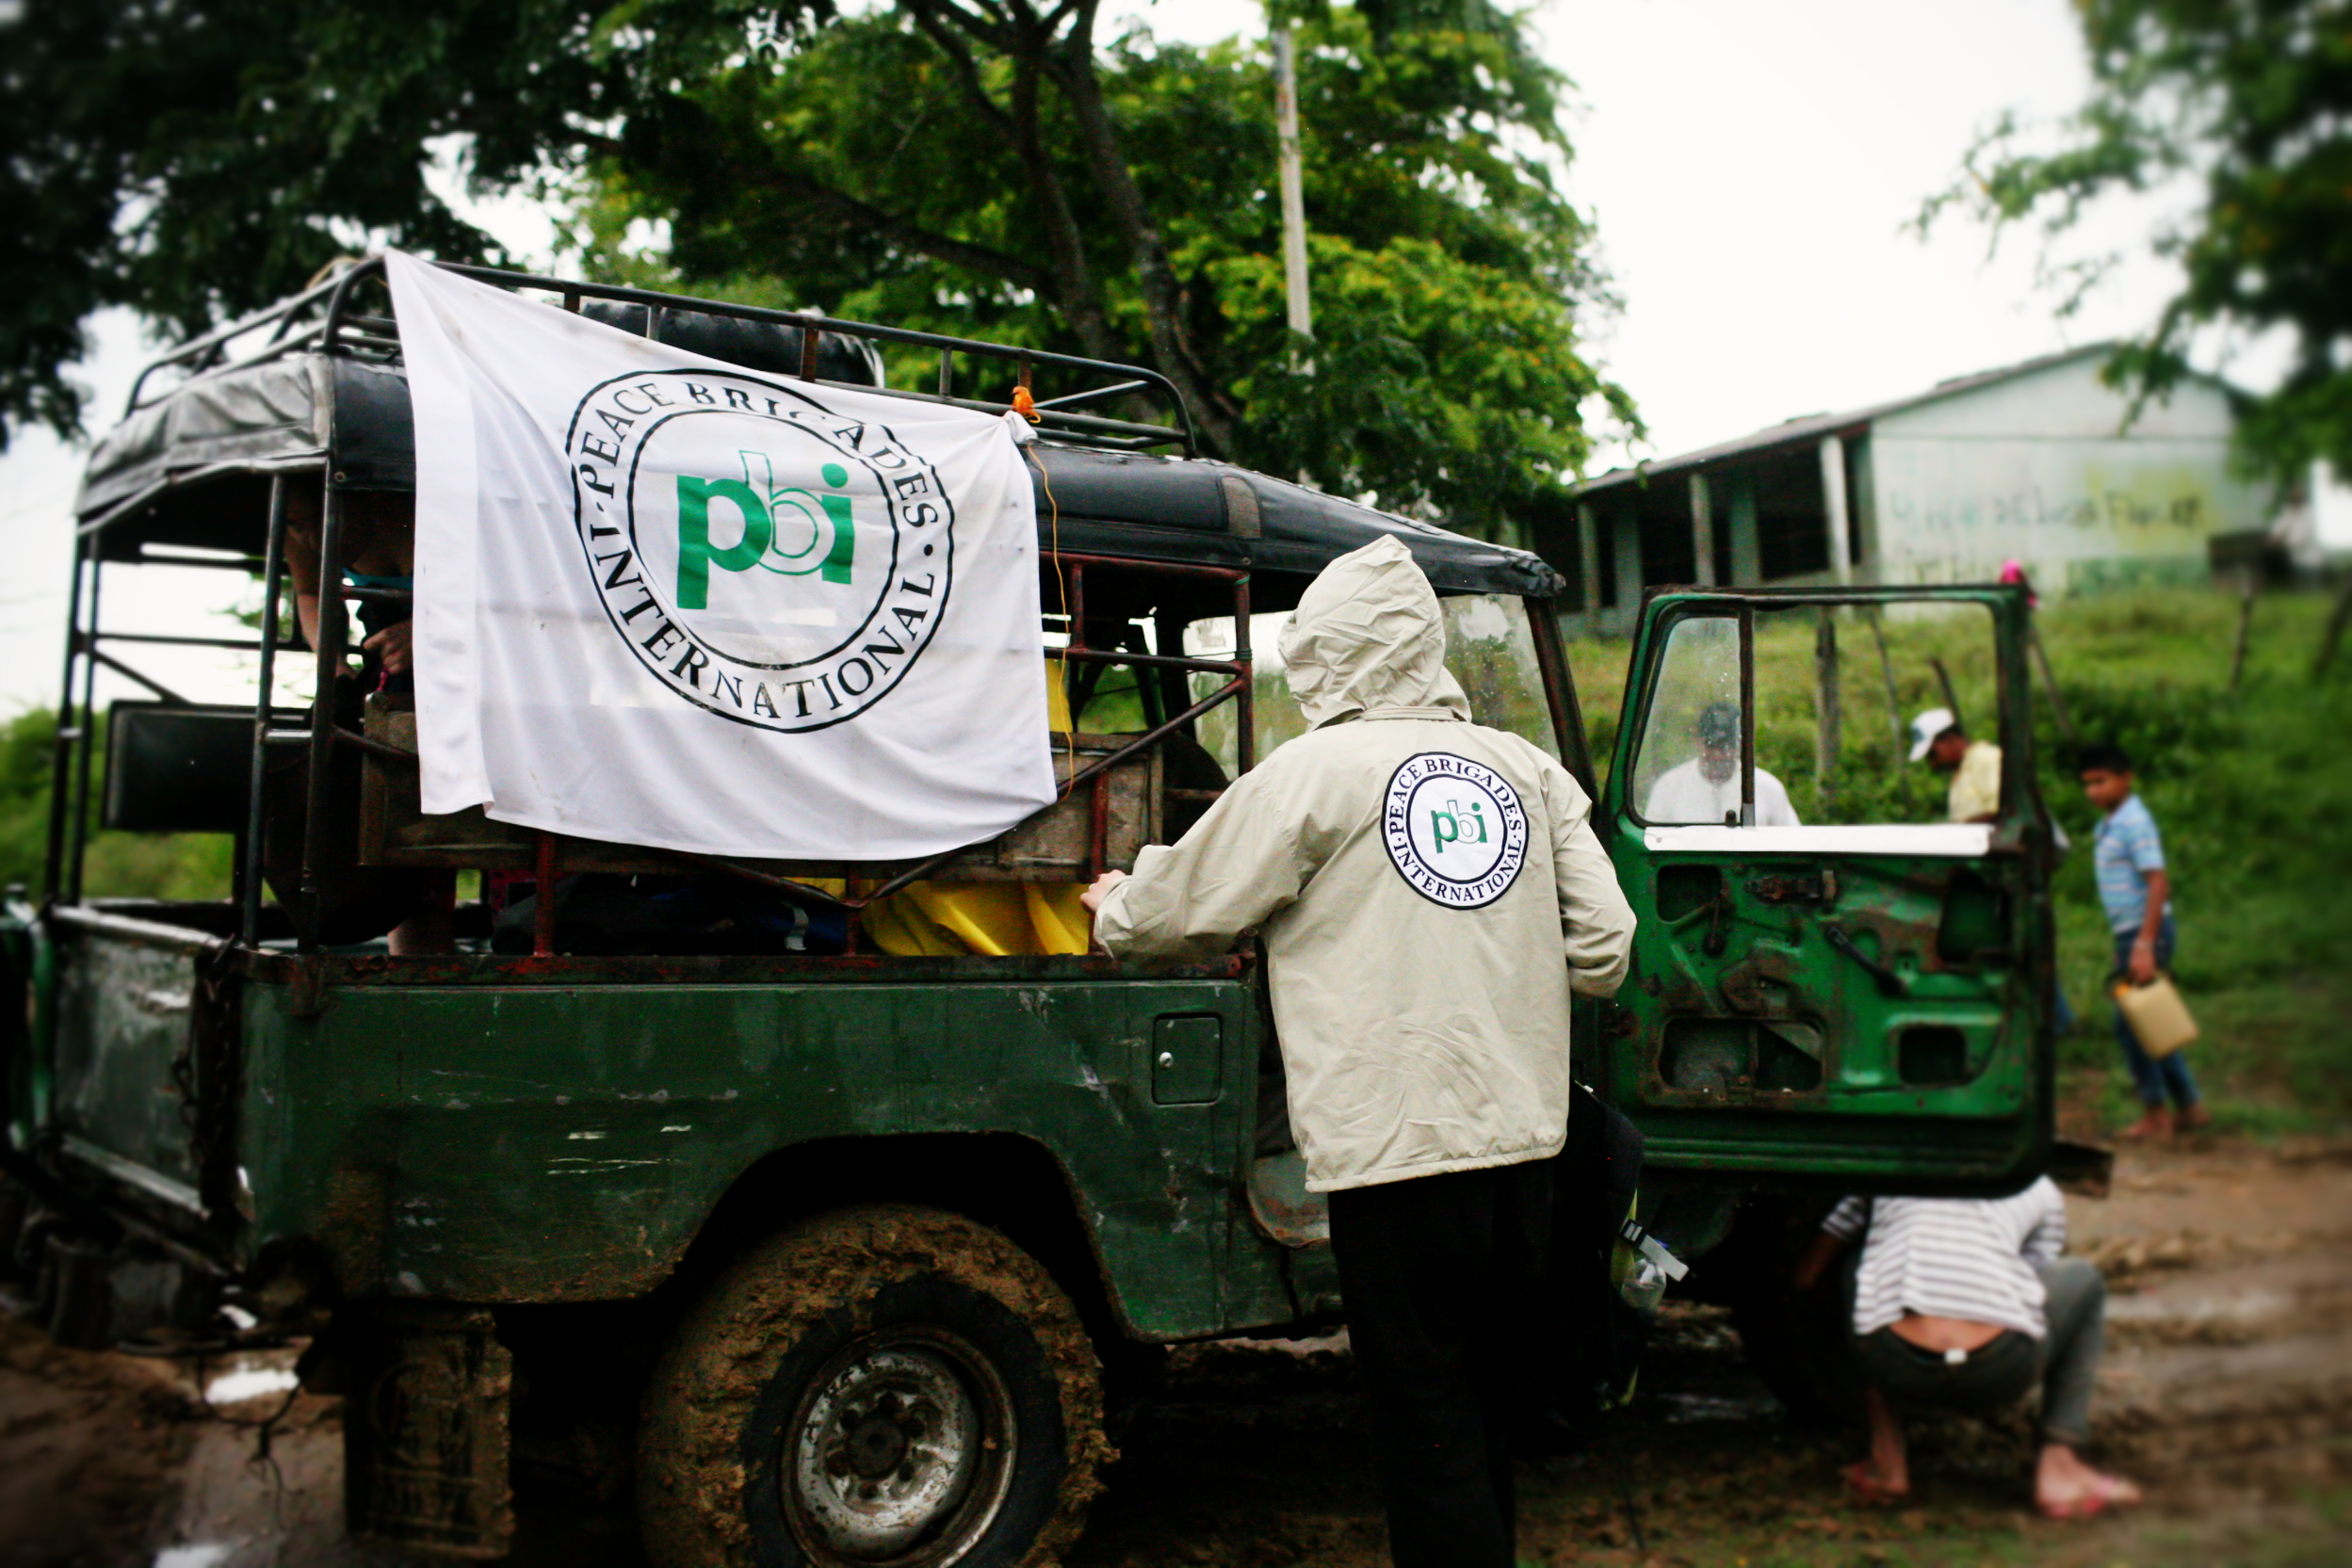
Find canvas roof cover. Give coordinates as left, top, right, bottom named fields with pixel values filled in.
left=74, top=348, right=1565, bottom=600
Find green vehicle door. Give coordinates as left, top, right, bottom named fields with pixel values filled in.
left=1596, top=587, right=2054, bottom=1191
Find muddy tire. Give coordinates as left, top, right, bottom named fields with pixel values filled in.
left=1711, top=1197, right=1868, bottom=1429
left=637, top=1204, right=1110, bottom=1568
left=1728, top=1276, right=1867, bottom=1428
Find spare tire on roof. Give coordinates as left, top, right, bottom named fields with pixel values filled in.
left=577, top=301, right=884, bottom=386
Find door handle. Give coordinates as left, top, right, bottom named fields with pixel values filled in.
left=1821, top=922, right=1908, bottom=996
left=1747, top=869, right=1838, bottom=906
left=1659, top=886, right=1732, bottom=957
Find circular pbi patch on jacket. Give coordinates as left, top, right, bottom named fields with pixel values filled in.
left=1382, top=753, right=1530, bottom=908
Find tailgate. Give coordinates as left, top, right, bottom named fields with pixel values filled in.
left=48, top=921, right=211, bottom=1219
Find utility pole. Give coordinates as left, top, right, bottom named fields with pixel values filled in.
left=1273, top=25, right=1312, bottom=356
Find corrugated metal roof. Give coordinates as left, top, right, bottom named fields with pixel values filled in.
left=1576, top=342, right=2116, bottom=497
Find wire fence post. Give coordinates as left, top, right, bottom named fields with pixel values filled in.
left=1815, top=608, right=1841, bottom=816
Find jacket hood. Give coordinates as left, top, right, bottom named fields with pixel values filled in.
left=1278, top=536, right=1469, bottom=728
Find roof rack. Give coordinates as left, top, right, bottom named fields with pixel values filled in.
left=119, top=269, right=361, bottom=414
left=122, top=257, right=1193, bottom=455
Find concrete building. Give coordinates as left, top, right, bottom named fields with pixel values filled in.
left=1546, top=345, right=2271, bottom=635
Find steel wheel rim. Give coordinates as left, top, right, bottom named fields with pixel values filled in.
left=781, top=1323, right=1017, bottom=1565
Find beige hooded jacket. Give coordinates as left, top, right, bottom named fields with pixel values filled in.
left=1095, top=537, right=1636, bottom=1192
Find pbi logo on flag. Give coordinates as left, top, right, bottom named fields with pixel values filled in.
left=567, top=369, right=955, bottom=732
left=675, top=452, right=858, bottom=606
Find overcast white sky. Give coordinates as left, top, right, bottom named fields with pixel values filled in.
left=0, top=0, right=2222, bottom=712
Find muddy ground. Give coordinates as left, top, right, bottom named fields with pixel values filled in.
left=6, top=1135, right=2348, bottom=1567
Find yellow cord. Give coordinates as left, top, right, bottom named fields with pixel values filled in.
left=1022, top=440, right=1076, bottom=797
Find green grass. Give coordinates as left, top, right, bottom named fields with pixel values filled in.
left=1565, top=586, right=2352, bottom=1140
left=0, top=707, right=236, bottom=904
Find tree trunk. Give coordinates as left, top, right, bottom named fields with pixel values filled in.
left=905, top=0, right=1122, bottom=366
left=2317, top=573, right=2352, bottom=681
left=1007, top=67, right=1121, bottom=365
left=2227, top=573, right=2257, bottom=692
left=1866, top=606, right=1904, bottom=768
left=1045, top=1, right=1240, bottom=454
left=746, top=162, right=1054, bottom=299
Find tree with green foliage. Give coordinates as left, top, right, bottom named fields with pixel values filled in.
left=0, top=709, right=58, bottom=897
left=1919, top=0, right=2352, bottom=479
left=588, top=2, right=1632, bottom=533
left=0, top=0, right=660, bottom=445
left=2, top=0, right=1630, bottom=539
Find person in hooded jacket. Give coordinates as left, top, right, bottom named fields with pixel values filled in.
left=1083, top=537, right=1636, bottom=1568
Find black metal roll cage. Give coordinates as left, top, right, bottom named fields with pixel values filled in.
left=47, top=260, right=1274, bottom=956
left=122, top=258, right=1197, bottom=452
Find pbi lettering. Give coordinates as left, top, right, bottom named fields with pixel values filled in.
left=676, top=453, right=857, bottom=608
left=1428, top=797, right=1489, bottom=852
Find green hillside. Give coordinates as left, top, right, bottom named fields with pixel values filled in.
left=0, top=708, right=235, bottom=906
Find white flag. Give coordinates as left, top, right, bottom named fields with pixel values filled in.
left=386, top=251, right=1055, bottom=861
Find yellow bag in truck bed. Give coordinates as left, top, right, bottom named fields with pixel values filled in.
left=858, top=658, right=1093, bottom=958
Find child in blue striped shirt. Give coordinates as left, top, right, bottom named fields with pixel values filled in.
left=2079, top=741, right=2207, bottom=1139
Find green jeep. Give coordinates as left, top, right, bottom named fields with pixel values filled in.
left=0, top=262, right=2062, bottom=1565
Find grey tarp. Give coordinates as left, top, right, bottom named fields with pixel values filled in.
left=74, top=353, right=413, bottom=559
left=77, top=354, right=333, bottom=524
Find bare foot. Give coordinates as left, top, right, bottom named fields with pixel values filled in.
left=2175, top=1102, right=2213, bottom=1136
left=1849, top=1388, right=1910, bottom=1503
left=2118, top=1107, right=2174, bottom=1140
left=2036, top=1444, right=2141, bottom=1519
left=1843, top=1459, right=1909, bottom=1503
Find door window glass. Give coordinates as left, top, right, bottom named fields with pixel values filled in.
left=1628, top=603, right=2006, bottom=827
left=1751, top=603, right=1999, bottom=826
left=1630, top=615, right=1742, bottom=824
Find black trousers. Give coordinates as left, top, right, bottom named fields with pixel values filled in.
left=1327, top=1159, right=1554, bottom=1568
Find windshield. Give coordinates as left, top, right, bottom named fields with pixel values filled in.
left=1190, top=593, right=1560, bottom=773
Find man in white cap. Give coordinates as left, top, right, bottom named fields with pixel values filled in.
left=1912, top=707, right=2001, bottom=824
left=1082, top=536, right=1636, bottom=1568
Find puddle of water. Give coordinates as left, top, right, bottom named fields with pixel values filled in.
left=1257, top=1331, right=1349, bottom=1357
left=203, top=1366, right=300, bottom=1405
left=154, top=1546, right=234, bottom=1568
left=1651, top=1389, right=1780, bottom=1425
left=2115, top=1284, right=2293, bottom=1325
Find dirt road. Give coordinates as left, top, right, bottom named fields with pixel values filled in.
left=6, top=1137, right=2347, bottom=1567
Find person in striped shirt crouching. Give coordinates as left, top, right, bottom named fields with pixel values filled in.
left=1792, top=1176, right=2141, bottom=1520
